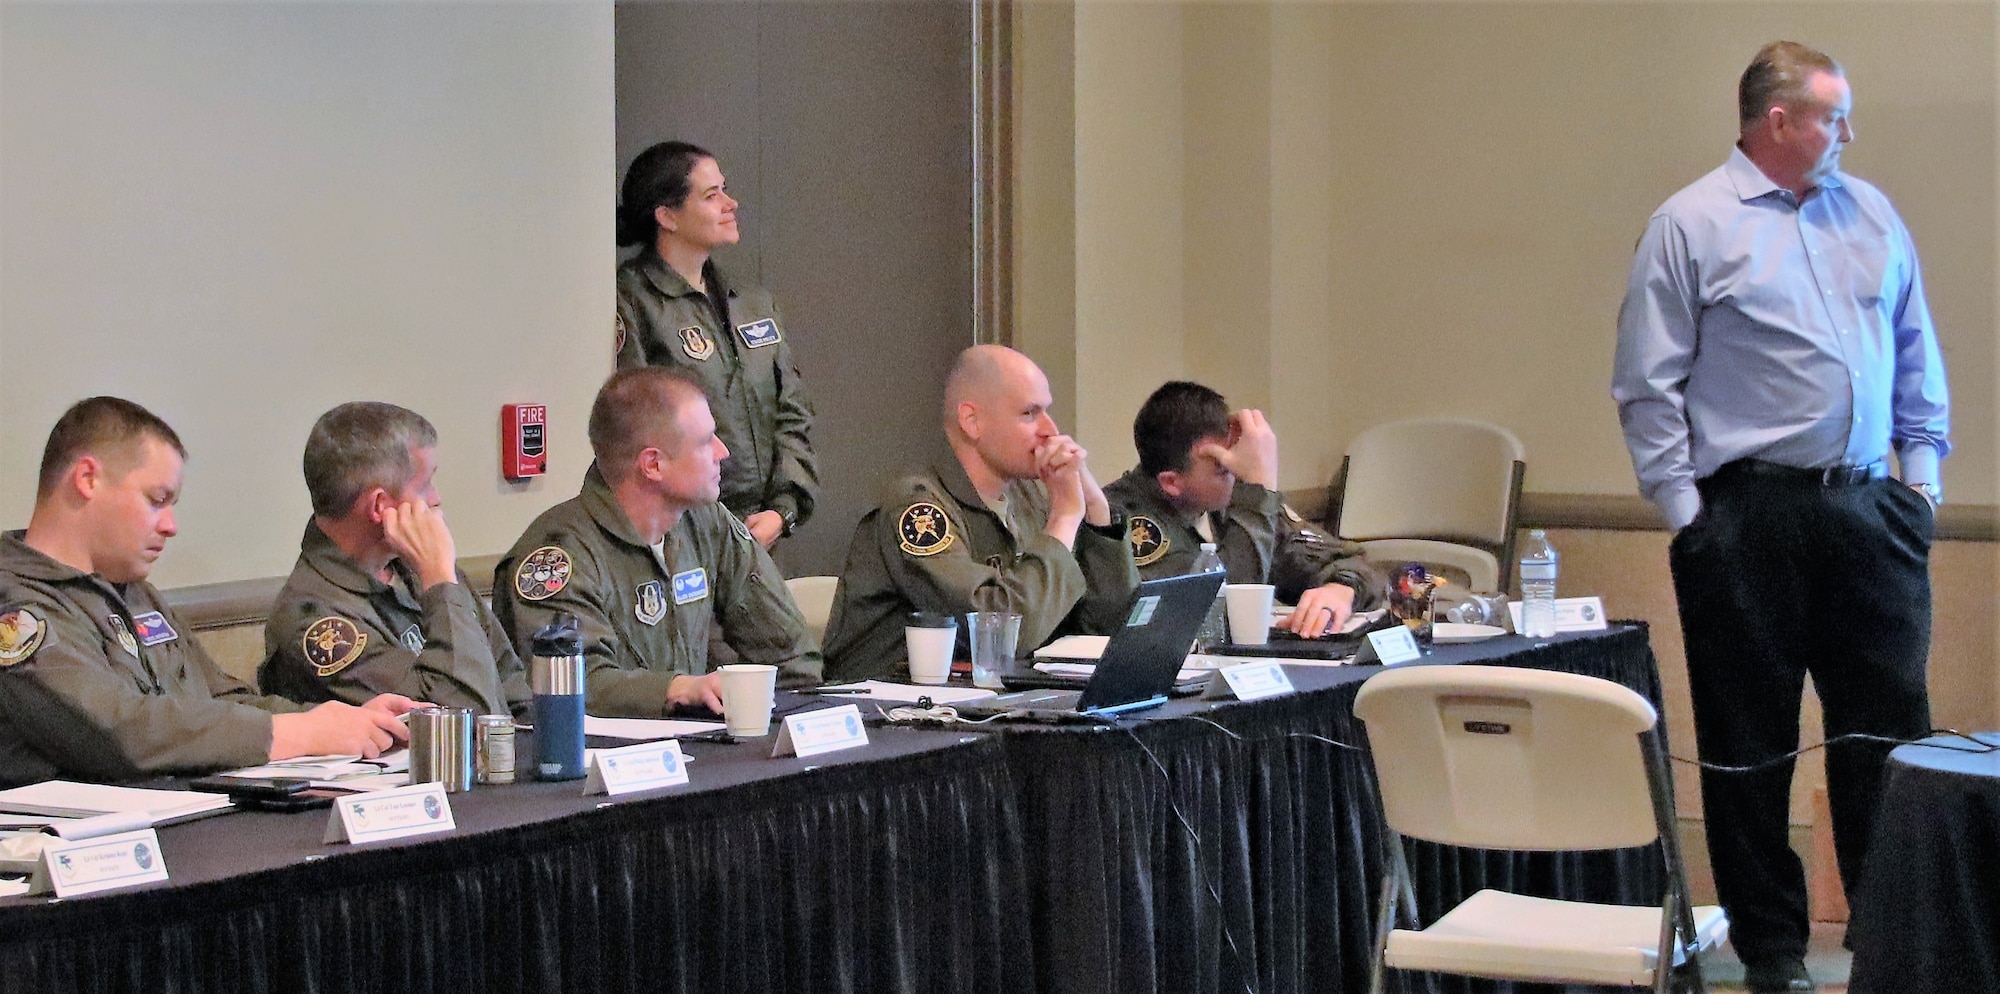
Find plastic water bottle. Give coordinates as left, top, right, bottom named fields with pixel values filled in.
left=1518, top=530, right=1559, bottom=638
left=1190, top=543, right=1229, bottom=648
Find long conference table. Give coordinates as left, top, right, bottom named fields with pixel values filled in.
left=0, top=624, right=1665, bottom=994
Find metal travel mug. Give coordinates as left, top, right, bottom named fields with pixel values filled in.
left=530, top=613, right=588, bottom=781
left=408, top=706, right=476, bottom=793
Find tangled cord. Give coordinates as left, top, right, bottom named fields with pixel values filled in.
left=873, top=701, right=1008, bottom=724
left=1670, top=728, right=1998, bottom=773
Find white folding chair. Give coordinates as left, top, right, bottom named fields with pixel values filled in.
left=1328, top=418, right=1526, bottom=591
left=784, top=575, right=840, bottom=645
left=1352, top=665, right=1727, bottom=994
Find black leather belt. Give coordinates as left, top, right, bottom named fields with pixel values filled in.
left=1716, top=458, right=1888, bottom=486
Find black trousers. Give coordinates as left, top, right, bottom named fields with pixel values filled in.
left=1668, top=464, right=1933, bottom=964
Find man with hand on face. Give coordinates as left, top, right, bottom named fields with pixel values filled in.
left=493, top=368, right=820, bottom=718
left=260, top=403, right=529, bottom=718
left=0, top=398, right=416, bottom=788
left=821, top=344, right=1139, bottom=682
left=1105, top=381, right=1385, bottom=638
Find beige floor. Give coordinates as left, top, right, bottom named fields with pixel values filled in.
left=1700, top=923, right=1852, bottom=993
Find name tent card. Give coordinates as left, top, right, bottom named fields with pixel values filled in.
left=323, top=782, right=455, bottom=845
left=1205, top=661, right=1297, bottom=701
left=771, top=704, right=869, bottom=759
left=1355, top=625, right=1423, bottom=666
left=584, top=740, right=690, bottom=796
left=1507, top=596, right=1610, bottom=635
left=33, top=828, right=168, bottom=897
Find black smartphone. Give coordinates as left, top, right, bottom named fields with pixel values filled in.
left=188, top=775, right=313, bottom=799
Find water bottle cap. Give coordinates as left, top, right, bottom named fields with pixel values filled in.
left=530, top=613, right=583, bottom=657
left=1200, top=542, right=1217, bottom=551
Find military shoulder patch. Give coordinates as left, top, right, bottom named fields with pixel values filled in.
left=678, top=324, right=716, bottom=361
left=303, top=616, right=368, bottom=678
left=1128, top=515, right=1170, bottom=566
left=515, top=545, right=574, bottom=601
left=728, top=510, right=753, bottom=545
left=0, top=608, right=47, bottom=668
left=615, top=312, right=628, bottom=354
left=898, top=502, right=955, bottom=557
left=1282, top=503, right=1305, bottom=524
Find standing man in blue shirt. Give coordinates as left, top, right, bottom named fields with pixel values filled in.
left=1613, top=41, right=1948, bottom=994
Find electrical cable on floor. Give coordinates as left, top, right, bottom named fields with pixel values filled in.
left=1670, top=728, right=1997, bottom=774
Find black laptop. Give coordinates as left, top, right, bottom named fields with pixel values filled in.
left=958, top=571, right=1226, bottom=720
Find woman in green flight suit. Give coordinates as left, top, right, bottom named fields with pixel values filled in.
left=615, top=141, right=818, bottom=549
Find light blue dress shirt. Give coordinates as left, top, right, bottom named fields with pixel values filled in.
left=1613, top=147, right=1950, bottom=532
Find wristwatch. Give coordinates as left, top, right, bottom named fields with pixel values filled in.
left=778, top=507, right=799, bottom=537
left=1910, top=482, right=1942, bottom=508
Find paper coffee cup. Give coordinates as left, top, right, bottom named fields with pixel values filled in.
left=718, top=664, right=778, bottom=736
left=1224, top=584, right=1276, bottom=646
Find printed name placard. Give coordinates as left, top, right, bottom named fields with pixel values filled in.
left=1507, top=596, right=1610, bottom=635
left=771, top=704, right=869, bottom=759
left=1205, top=661, right=1297, bottom=701
left=584, top=741, right=690, bottom=796
left=35, top=828, right=168, bottom=897
left=1355, top=625, right=1423, bottom=666
left=323, top=782, right=455, bottom=845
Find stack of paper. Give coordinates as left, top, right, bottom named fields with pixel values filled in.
left=0, top=781, right=234, bottom=826
left=228, top=749, right=411, bottom=791
left=813, top=681, right=997, bottom=704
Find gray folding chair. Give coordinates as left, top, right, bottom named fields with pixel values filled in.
left=1327, top=418, right=1526, bottom=592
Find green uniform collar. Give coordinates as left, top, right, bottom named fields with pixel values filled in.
left=578, top=462, right=658, bottom=552
left=631, top=251, right=737, bottom=306
left=297, top=519, right=422, bottom=611
left=1, top=530, right=99, bottom=585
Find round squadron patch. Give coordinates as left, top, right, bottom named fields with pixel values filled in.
left=1128, top=515, right=1170, bottom=566
left=0, top=608, right=47, bottom=668
left=898, top=502, right=955, bottom=557
left=678, top=325, right=716, bottom=361
left=303, top=616, right=368, bottom=678
left=615, top=312, right=627, bottom=354
left=515, top=546, right=574, bottom=601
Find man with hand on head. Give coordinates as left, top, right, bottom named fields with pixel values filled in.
left=821, top=344, right=1139, bottom=682
left=0, top=397, right=415, bottom=788
left=493, top=368, right=820, bottom=718
left=1105, top=381, right=1385, bottom=637
left=260, top=402, right=529, bottom=718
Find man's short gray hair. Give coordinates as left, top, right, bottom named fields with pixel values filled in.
left=304, top=402, right=438, bottom=518
left=1739, top=41, right=1843, bottom=130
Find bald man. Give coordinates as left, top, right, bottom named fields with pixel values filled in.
left=820, top=345, right=1139, bottom=682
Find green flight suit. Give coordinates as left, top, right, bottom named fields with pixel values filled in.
left=0, top=532, right=305, bottom=787
left=820, top=460, right=1140, bottom=683
left=1103, top=468, right=1387, bottom=610
left=616, top=253, right=818, bottom=530
left=492, top=465, right=822, bottom=717
left=260, top=520, right=530, bottom=719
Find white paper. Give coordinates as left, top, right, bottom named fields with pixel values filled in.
left=0, top=781, right=232, bottom=824
left=583, top=716, right=727, bottom=741
left=324, top=782, right=455, bottom=845
left=313, top=773, right=411, bottom=793
left=814, top=681, right=997, bottom=704
left=1507, top=596, right=1610, bottom=634
left=37, top=828, right=168, bottom=897
left=231, top=748, right=410, bottom=781
left=582, top=741, right=690, bottom=796
left=1032, top=635, right=1109, bottom=660
left=1212, top=661, right=1296, bottom=701
left=771, top=704, right=869, bottom=759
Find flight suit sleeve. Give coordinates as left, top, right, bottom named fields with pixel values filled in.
left=615, top=293, right=647, bottom=369
left=0, top=598, right=273, bottom=779
left=710, top=510, right=823, bottom=687
left=1270, top=522, right=1388, bottom=612
left=879, top=487, right=1087, bottom=654
left=1065, top=519, right=1141, bottom=636
left=495, top=545, right=678, bottom=719
left=1215, top=483, right=1283, bottom=586
left=480, top=597, right=533, bottom=721
left=268, top=580, right=510, bottom=715
left=765, top=312, right=820, bottom=528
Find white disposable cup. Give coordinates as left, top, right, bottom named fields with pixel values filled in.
left=1224, top=584, right=1276, bottom=646
left=718, top=664, right=778, bottom=736
left=905, top=625, right=957, bottom=685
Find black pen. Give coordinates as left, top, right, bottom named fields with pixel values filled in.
left=804, top=687, right=875, bottom=696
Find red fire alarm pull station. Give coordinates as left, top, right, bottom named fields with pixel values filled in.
left=502, top=404, right=547, bottom=479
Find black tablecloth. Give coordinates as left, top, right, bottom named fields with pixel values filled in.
left=0, top=725, right=1030, bottom=994
left=996, top=624, right=1669, bottom=994
left=1848, top=731, right=2000, bottom=994
left=0, top=625, right=1665, bottom=994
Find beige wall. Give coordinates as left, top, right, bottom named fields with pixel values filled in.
left=0, top=2, right=615, bottom=588
left=1017, top=1, right=1997, bottom=503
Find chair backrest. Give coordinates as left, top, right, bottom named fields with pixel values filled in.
left=1353, top=665, right=1660, bottom=851
left=1332, top=419, right=1525, bottom=581
left=785, top=575, right=841, bottom=645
